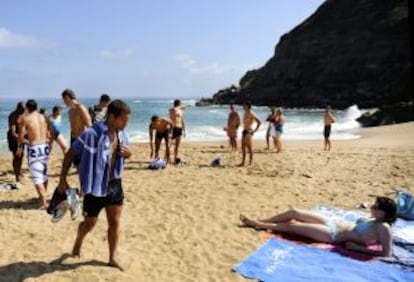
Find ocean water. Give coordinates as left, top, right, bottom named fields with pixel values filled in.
left=0, top=97, right=363, bottom=155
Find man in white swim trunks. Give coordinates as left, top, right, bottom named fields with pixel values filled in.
left=17, top=99, right=52, bottom=209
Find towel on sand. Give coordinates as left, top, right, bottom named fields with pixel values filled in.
left=233, top=238, right=414, bottom=282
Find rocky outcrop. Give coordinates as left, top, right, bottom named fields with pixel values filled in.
left=200, top=0, right=412, bottom=110
left=356, top=102, right=413, bottom=126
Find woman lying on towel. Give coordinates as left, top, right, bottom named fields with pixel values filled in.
left=239, top=196, right=397, bottom=257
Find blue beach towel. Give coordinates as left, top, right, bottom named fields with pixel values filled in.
left=233, top=238, right=414, bottom=282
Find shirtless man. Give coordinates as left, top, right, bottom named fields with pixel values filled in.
left=226, top=104, right=240, bottom=152
left=169, top=99, right=186, bottom=164
left=239, top=101, right=261, bottom=166
left=149, top=115, right=173, bottom=163
left=17, top=100, right=51, bottom=208
left=61, top=89, right=92, bottom=165
left=323, top=105, right=336, bottom=151
left=7, top=102, right=26, bottom=184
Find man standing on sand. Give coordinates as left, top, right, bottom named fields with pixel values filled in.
left=239, top=101, right=261, bottom=166
left=149, top=115, right=173, bottom=163
left=7, top=102, right=26, bottom=185
left=57, top=100, right=132, bottom=271
left=61, top=89, right=92, bottom=165
left=169, top=99, right=186, bottom=164
left=323, top=105, right=336, bottom=151
left=225, top=104, right=240, bottom=152
left=17, top=100, right=51, bottom=209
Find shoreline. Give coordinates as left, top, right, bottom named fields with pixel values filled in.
left=0, top=122, right=413, bottom=281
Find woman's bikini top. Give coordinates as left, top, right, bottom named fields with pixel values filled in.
left=353, top=218, right=374, bottom=234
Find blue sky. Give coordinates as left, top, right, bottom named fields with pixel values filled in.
left=0, top=0, right=324, bottom=99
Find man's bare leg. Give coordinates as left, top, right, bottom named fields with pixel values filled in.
left=13, top=154, right=23, bottom=182
left=174, top=136, right=181, bottom=162
left=247, top=138, right=253, bottom=166
left=238, top=136, right=246, bottom=166
left=154, top=138, right=161, bottom=159
left=35, top=183, right=48, bottom=209
left=72, top=217, right=97, bottom=257
left=164, top=138, right=170, bottom=163
left=106, top=205, right=123, bottom=271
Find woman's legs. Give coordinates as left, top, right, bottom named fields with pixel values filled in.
left=250, top=208, right=327, bottom=224
left=56, top=135, right=68, bottom=154
left=241, top=215, right=332, bottom=243
left=275, top=133, right=282, bottom=153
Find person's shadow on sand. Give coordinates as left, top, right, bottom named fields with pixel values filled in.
left=0, top=253, right=108, bottom=282
left=0, top=198, right=40, bottom=210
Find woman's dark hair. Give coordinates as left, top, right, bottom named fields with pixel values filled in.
left=52, top=105, right=61, bottom=114
left=107, top=99, right=131, bottom=118
left=376, top=196, right=397, bottom=225
left=174, top=99, right=181, bottom=107
left=25, top=99, right=37, bottom=112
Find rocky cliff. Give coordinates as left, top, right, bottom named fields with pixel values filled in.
left=199, top=0, right=412, bottom=111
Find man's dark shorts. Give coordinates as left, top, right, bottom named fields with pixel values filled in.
left=70, top=137, right=81, bottom=166
left=7, top=131, right=18, bottom=152
left=172, top=127, right=183, bottom=139
left=83, top=179, right=124, bottom=217
left=156, top=130, right=169, bottom=140
left=324, top=125, right=331, bottom=139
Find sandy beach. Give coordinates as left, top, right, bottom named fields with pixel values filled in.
left=0, top=122, right=413, bottom=282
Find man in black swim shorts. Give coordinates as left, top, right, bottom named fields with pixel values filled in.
left=7, top=102, right=26, bottom=184
left=58, top=100, right=132, bottom=270
left=149, top=115, right=173, bottom=163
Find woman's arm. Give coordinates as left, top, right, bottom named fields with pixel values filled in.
left=344, top=241, right=385, bottom=256
left=345, top=223, right=392, bottom=257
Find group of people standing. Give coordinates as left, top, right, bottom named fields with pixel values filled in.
left=6, top=89, right=131, bottom=270
left=225, top=102, right=285, bottom=166
left=224, top=103, right=336, bottom=166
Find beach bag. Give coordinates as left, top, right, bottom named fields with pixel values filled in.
left=396, top=191, right=414, bottom=220
left=148, top=158, right=167, bottom=170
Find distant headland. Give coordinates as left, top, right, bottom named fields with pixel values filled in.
left=197, top=0, right=413, bottom=126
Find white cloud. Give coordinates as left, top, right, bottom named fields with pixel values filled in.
left=0, top=27, right=55, bottom=49
left=99, top=48, right=135, bottom=60
left=174, top=54, right=255, bottom=74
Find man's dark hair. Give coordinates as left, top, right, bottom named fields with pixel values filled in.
left=243, top=101, right=251, bottom=109
left=100, top=94, right=111, bottom=103
left=107, top=99, right=131, bottom=118
left=174, top=99, right=181, bottom=107
left=52, top=105, right=61, bottom=114
left=61, top=88, right=76, bottom=99
left=151, top=115, right=159, bottom=122
left=25, top=99, right=38, bottom=112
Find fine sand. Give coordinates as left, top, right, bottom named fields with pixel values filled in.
left=0, top=122, right=413, bottom=281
